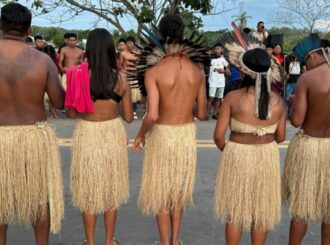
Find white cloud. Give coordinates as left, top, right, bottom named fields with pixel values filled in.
left=315, top=19, right=330, bottom=30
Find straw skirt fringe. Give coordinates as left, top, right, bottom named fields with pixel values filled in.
left=0, top=122, right=64, bottom=233
left=214, top=141, right=281, bottom=231
left=139, top=123, right=197, bottom=215
left=283, top=132, right=330, bottom=223
left=71, top=118, right=129, bottom=214
left=128, top=80, right=141, bottom=102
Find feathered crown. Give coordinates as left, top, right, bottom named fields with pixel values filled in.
left=293, top=33, right=321, bottom=62
left=126, top=25, right=211, bottom=96
left=218, top=22, right=284, bottom=119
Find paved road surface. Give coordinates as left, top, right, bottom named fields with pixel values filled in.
left=5, top=113, right=322, bottom=245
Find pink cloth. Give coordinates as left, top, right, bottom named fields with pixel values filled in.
left=65, top=62, right=94, bottom=113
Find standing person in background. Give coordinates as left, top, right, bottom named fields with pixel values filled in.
left=284, top=54, right=301, bottom=117
left=273, top=44, right=284, bottom=65
left=208, top=45, right=230, bottom=119
left=116, top=38, right=127, bottom=70
left=34, top=35, right=44, bottom=51
left=133, top=14, right=208, bottom=245
left=68, top=28, right=133, bottom=245
left=0, top=3, right=65, bottom=244
left=119, top=36, right=140, bottom=119
left=59, top=32, right=84, bottom=117
left=117, top=38, right=127, bottom=53
left=252, top=21, right=268, bottom=44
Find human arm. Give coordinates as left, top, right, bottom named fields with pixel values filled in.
left=58, top=49, right=65, bottom=72
left=119, top=72, right=133, bottom=123
left=133, top=69, right=159, bottom=152
left=45, top=56, right=65, bottom=110
left=290, top=77, right=307, bottom=127
left=275, top=101, right=286, bottom=143
left=194, top=69, right=208, bottom=120
left=214, top=96, right=231, bottom=151
left=118, top=52, right=125, bottom=70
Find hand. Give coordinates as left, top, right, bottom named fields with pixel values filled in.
left=287, top=94, right=295, bottom=108
left=217, top=68, right=224, bottom=74
left=133, top=136, right=145, bottom=153
left=126, top=135, right=129, bottom=145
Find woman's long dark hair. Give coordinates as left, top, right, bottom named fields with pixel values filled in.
left=86, top=28, right=118, bottom=101
left=240, top=48, right=271, bottom=120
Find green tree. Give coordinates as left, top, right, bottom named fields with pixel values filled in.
left=0, top=0, right=237, bottom=36
left=232, top=11, right=251, bottom=31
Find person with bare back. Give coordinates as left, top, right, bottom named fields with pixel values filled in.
left=0, top=3, right=65, bottom=244
left=133, top=14, right=208, bottom=245
left=283, top=34, right=330, bottom=245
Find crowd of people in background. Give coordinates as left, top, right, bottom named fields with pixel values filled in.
left=24, top=20, right=304, bottom=122
left=3, top=2, right=330, bottom=245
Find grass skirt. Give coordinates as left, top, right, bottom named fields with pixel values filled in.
left=71, top=118, right=129, bottom=214
left=0, top=122, right=64, bottom=233
left=283, top=131, right=330, bottom=223
left=214, top=141, right=281, bottom=231
left=128, top=80, right=141, bottom=102
left=139, top=123, right=197, bottom=215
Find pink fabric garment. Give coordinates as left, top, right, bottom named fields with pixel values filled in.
left=65, top=62, right=95, bottom=113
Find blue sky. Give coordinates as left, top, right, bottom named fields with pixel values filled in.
left=26, top=0, right=282, bottom=31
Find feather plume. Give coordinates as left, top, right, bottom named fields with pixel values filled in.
left=127, top=26, right=211, bottom=96
left=293, top=33, right=321, bottom=62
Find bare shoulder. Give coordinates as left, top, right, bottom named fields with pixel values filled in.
left=146, top=65, right=158, bottom=77
left=224, top=89, right=243, bottom=104
left=76, top=47, right=84, bottom=54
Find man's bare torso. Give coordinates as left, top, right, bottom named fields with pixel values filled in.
left=120, top=50, right=138, bottom=72
left=62, top=46, right=83, bottom=69
left=0, top=39, right=64, bottom=125
left=300, top=63, right=330, bottom=137
left=151, top=55, right=204, bottom=124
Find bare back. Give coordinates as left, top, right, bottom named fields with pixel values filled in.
left=151, top=55, right=205, bottom=124
left=230, top=88, right=284, bottom=126
left=0, top=39, right=65, bottom=125
left=80, top=72, right=133, bottom=123
left=293, top=63, right=330, bottom=137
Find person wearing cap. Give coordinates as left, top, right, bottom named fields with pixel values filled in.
left=283, top=34, right=330, bottom=245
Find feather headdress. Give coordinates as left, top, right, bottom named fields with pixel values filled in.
left=218, top=22, right=283, bottom=119
left=126, top=25, right=211, bottom=96
left=293, top=33, right=321, bottom=62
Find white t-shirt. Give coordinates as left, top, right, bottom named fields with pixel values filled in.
left=289, top=62, right=301, bottom=75
left=252, top=31, right=269, bottom=43
left=208, top=56, right=228, bottom=87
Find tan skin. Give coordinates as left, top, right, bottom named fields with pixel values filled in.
left=287, top=52, right=330, bottom=245
left=69, top=72, right=133, bottom=245
left=118, top=48, right=137, bottom=71
left=133, top=55, right=208, bottom=245
left=58, top=37, right=84, bottom=72
left=214, top=84, right=286, bottom=245
left=0, top=29, right=65, bottom=245
left=59, top=37, right=84, bottom=118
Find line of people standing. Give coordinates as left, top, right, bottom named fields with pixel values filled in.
left=1, top=3, right=330, bottom=245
